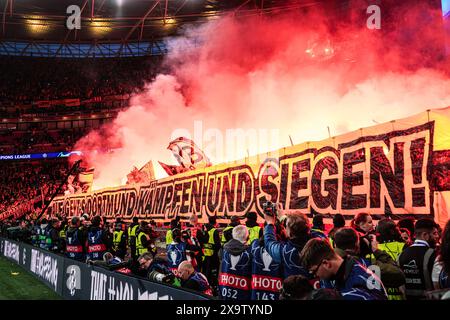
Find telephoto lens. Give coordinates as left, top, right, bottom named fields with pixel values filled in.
left=148, top=270, right=167, bottom=283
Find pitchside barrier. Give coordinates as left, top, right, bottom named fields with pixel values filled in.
left=0, top=237, right=210, bottom=300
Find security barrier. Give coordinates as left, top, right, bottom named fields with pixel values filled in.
left=0, top=237, right=210, bottom=300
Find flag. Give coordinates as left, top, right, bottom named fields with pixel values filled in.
left=77, top=167, right=95, bottom=193
left=158, top=161, right=189, bottom=176
left=168, top=137, right=212, bottom=170
left=159, top=137, right=212, bottom=176
left=126, top=161, right=155, bottom=185
left=139, top=160, right=155, bottom=182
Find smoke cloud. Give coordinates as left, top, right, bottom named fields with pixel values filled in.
left=74, top=2, right=450, bottom=190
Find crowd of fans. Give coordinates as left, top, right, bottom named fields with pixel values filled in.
left=0, top=160, right=69, bottom=219
left=1, top=204, right=450, bottom=300
left=0, top=56, right=163, bottom=104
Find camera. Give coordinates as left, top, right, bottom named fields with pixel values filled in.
left=148, top=270, right=177, bottom=285
left=262, top=201, right=277, bottom=217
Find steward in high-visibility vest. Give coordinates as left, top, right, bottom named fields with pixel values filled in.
left=113, top=222, right=128, bottom=259
left=166, top=218, right=181, bottom=245
left=375, top=218, right=407, bottom=262
left=166, top=229, right=173, bottom=245
left=59, top=221, right=68, bottom=240
left=127, top=217, right=139, bottom=259
left=245, top=212, right=262, bottom=244
left=135, top=222, right=158, bottom=257
left=199, top=216, right=220, bottom=291
left=221, top=216, right=241, bottom=245
left=59, top=220, right=68, bottom=252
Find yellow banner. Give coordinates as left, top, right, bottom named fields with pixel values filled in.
left=49, top=107, right=450, bottom=225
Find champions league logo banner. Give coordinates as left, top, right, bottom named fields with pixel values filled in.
left=0, top=151, right=82, bottom=161
left=50, top=108, right=450, bottom=226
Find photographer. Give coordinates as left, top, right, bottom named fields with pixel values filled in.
left=178, top=261, right=213, bottom=296
left=86, top=215, right=111, bottom=261
left=44, top=218, right=62, bottom=252
left=334, top=227, right=406, bottom=300
left=137, top=252, right=180, bottom=286
left=250, top=222, right=284, bottom=300
left=65, top=216, right=86, bottom=262
left=88, top=252, right=132, bottom=275
left=263, top=201, right=312, bottom=278
left=219, top=225, right=252, bottom=300
left=185, top=214, right=203, bottom=271
left=300, top=238, right=388, bottom=300
left=280, top=275, right=343, bottom=300
left=166, top=228, right=202, bottom=275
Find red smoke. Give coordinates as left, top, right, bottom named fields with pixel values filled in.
left=74, top=1, right=450, bottom=190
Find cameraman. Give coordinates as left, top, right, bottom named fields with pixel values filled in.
left=137, top=252, right=180, bottom=286
left=263, top=201, right=313, bottom=278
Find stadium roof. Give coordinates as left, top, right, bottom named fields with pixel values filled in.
left=0, top=0, right=322, bottom=42
left=0, top=0, right=322, bottom=57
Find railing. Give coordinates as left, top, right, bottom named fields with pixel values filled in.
left=0, top=237, right=210, bottom=300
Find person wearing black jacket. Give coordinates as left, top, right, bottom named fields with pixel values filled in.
left=178, top=260, right=212, bottom=295
left=86, top=215, right=113, bottom=261
left=46, top=218, right=62, bottom=252
left=221, top=216, right=241, bottom=245
left=137, top=252, right=177, bottom=285
left=334, top=227, right=406, bottom=300
left=199, top=216, right=221, bottom=292
left=399, top=218, right=438, bottom=300
left=65, top=216, right=86, bottom=261
left=112, top=221, right=128, bottom=259
left=246, top=212, right=263, bottom=243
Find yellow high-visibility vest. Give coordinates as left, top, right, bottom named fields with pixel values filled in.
left=202, top=228, right=217, bottom=257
